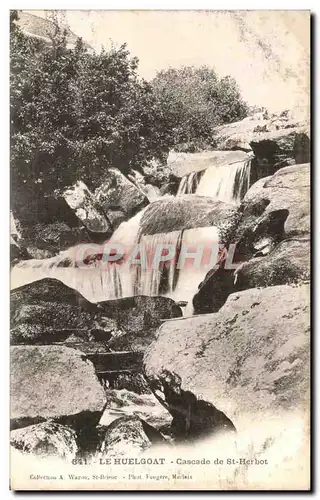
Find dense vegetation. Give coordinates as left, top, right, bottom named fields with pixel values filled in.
left=10, top=10, right=248, bottom=217
left=151, top=67, right=248, bottom=151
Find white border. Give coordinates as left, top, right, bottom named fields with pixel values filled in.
left=1, top=2, right=316, bottom=499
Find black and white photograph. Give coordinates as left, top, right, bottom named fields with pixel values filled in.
left=9, top=9, right=310, bottom=491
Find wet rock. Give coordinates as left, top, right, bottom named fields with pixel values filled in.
left=10, top=237, right=30, bottom=265
left=146, top=370, right=236, bottom=441
left=14, top=222, right=89, bottom=259
left=168, top=150, right=249, bottom=177
left=193, top=265, right=236, bottom=315
left=96, top=415, right=165, bottom=457
left=11, top=345, right=106, bottom=423
left=234, top=238, right=310, bottom=290
left=63, top=181, right=112, bottom=236
left=99, top=389, right=172, bottom=430
left=95, top=168, right=149, bottom=228
left=100, top=372, right=151, bottom=395
left=98, top=295, right=182, bottom=351
left=10, top=421, right=78, bottom=459
left=139, top=196, right=236, bottom=235
left=10, top=278, right=116, bottom=345
left=144, top=283, right=310, bottom=423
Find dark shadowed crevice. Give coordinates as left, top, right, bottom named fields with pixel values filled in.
left=144, top=370, right=236, bottom=442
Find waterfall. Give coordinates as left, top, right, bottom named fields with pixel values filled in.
left=167, top=226, right=219, bottom=313
left=177, top=170, right=204, bottom=195
left=196, top=158, right=251, bottom=203
left=177, top=158, right=251, bottom=203
left=136, top=231, right=182, bottom=296
left=11, top=212, right=219, bottom=312
left=10, top=210, right=146, bottom=303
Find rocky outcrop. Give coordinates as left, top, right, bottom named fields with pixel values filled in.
left=11, top=278, right=182, bottom=350
left=193, top=163, right=310, bottom=314
left=10, top=237, right=30, bottom=265
left=139, top=195, right=236, bottom=236
left=242, top=163, right=310, bottom=237
left=250, top=126, right=310, bottom=169
left=212, top=111, right=309, bottom=152
left=234, top=238, right=310, bottom=290
left=63, top=181, right=112, bottom=237
left=10, top=421, right=78, bottom=459
left=13, top=221, right=89, bottom=259
left=11, top=345, right=106, bottom=425
left=98, top=295, right=182, bottom=351
left=96, top=416, right=165, bottom=457
left=10, top=278, right=116, bottom=345
left=95, top=168, right=149, bottom=229
left=210, top=112, right=310, bottom=184
left=145, top=283, right=310, bottom=424
left=168, top=150, right=249, bottom=177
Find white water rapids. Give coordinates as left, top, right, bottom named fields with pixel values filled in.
left=11, top=156, right=251, bottom=313
left=177, top=158, right=251, bottom=204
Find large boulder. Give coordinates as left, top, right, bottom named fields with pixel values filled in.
left=63, top=181, right=112, bottom=237
left=212, top=111, right=309, bottom=156
left=212, top=113, right=271, bottom=151
left=249, top=126, right=310, bottom=170
left=144, top=283, right=310, bottom=425
left=242, top=163, right=310, bottom=238
left=96, top=416, right=165, bottom=457
left=234, top=238, right=310, bottom=291
left=19, top=222, right=89, bottom=259
left=98, top=295, right=182, bottom=351
left=10, top=278, right=181, bottom=350
left=10, top=421, right=78, bottom=460
left=167, top=150, right=249, bottom=177
left=11, top=345, right=106, bottom=426
left=139, top=195, right=236, bottom=236
left=95, top=168, right=149, bottom=228
left=10, top=278, right=116, bottom=345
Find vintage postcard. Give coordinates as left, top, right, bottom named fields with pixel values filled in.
left=10, top=9, right=310, bottom=491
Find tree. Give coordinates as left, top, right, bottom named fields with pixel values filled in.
left=10, top=11, right=171, bottom=221
left=151, top=66, right=249, bottom=151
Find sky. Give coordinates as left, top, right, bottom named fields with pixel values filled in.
left=26, top=10, right=310, bottom=115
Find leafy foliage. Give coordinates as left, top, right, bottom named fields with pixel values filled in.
left=10, top=11, right=172, bottom=218
left=10, top=11, right=248, bottom=222
left=152, top=66, right=249, bottom=151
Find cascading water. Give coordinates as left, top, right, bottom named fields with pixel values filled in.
left=136, top=231, right=182, bottom=297
left=177, top=170, right=204, bottom=195
left=10, top=210, right=146, bottom=303
left=11, top=211, right=219, bottom=314
left=177, top=158, right=252, bottom=203
left=196, top=158, right=251, bottom=203
left=12, top=154, right=247, bottom=311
